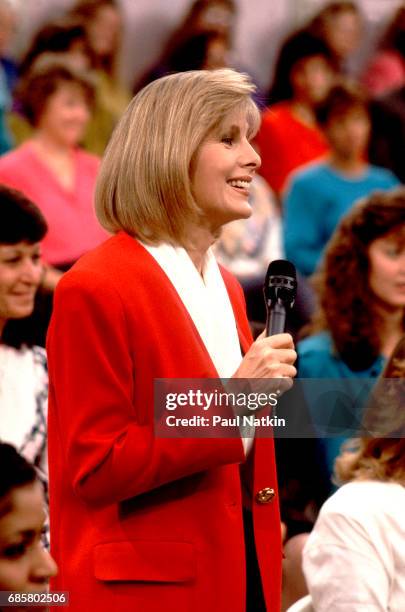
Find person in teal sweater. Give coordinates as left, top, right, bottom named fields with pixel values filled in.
left=297, top=189, right=405, bottom=487
left=284, top=83, right=400, bottom=277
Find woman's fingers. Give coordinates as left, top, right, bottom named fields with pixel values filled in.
left=233, top=333, right=297, bottom=380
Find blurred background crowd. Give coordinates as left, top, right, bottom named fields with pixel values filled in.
left=0, top=1, right=404, bottom=610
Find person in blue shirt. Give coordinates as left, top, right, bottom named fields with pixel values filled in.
left=297, top=188, right=405, bottom=488
left=284, top=82, right=400, bottom=277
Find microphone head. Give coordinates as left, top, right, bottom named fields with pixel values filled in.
left=264, top=259, right=297, bottom=308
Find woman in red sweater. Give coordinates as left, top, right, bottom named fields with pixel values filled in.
left=255, top=29, right=335, bottom=198
left=46, top=68, right=297, bottom=612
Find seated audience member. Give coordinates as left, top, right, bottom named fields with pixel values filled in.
left=0, top=55, right=108, bottom=287
left=67, top=0, right=131, bottom=154
left=361, top=5, right=405, bottom=97
left=9, top=12, right=130, bottom=157
left=0, top=186, right=49, bottom=481
left=8, top=18, right=92, bottom=148
left=255, top=29, right=335, bottom=197
left=284, top=83, right=399, bottom=277
left=135, top=0, right=235, bottom=86
left=134, top=0, right=264, bottom=107
left=297, top=189, right=405, bottom=487
left=308, top=1, right=363, bottom=77
left=0, top=0, right=18, bottom=154
left=303, top=336, right=405, bottom=612
left=0, top=442, right=57, bottom=598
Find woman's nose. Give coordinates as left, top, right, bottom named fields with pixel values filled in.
left=30, top=546, right=58, bottom=584
left=20, top=259, right=42, bottom=284
left=241, top=139, right=261, bottom=170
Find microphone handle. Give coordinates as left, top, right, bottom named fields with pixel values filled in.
left=265, top=302, right=287, bottom=336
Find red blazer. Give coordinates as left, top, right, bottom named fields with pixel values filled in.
left=47, top=232, right=282, bottom=611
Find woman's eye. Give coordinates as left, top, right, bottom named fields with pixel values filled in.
left=221, top=137, right=233, bottom=145
left=4, top=257, right=20, bottom=265
left=2, top=543, right=26, bottom=559
left=383, top=246, right=400, bottom=257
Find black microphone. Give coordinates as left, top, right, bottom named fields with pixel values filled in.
left=264, top=260, right=297, bottom=336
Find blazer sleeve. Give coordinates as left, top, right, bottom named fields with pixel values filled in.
left=47, top=269, right=245, bottom=507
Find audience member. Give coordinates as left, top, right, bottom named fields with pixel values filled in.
left=134, top=0, right=265, bottom=106
left=303, top=335, right=405, bottom=611
left=284, top=83, right=399, bottom=277
left=309, top=1, right=363, bottom=77
left=361, top=5, right=405, bottom=97
left=67, top=0, right=131, bottom=153
left=255, top=29, right=335, bottom=197
left=0, top=186, right=48, bottom=481
left=135, top=0, right=236, bottom=88
left=297, top=189, right=405, bottom=486
left=0, top=55, right=108, bottom=287
left=8, top=14, right=126, bottom=156
left=7, top=18, right=92, bottom=148
left=0, top=442, right=57, bottom=598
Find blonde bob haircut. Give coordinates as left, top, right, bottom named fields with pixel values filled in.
left=95, top=68, right=260, bottom=245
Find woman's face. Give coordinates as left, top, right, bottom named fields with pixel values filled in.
left=0, top=241, right=42, bottom=327
left=368, top=232, right=405, bottom=310
left=291, top=55, right=334, bottom=106
left=37, top=82, right=90, bottom=147
left=325, top=106, right=371, bottom=160
left=323, top=11, right=362, bottom=61
left=196, top=3, right=234, bottom=34
left=191, top=110, right=260, bottom=231
left=0, top=482, right=57, bottom=595
left=86, top=5, right=121, bottom=57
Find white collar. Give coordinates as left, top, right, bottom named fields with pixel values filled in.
left=141, top=241, right=242, bottom=377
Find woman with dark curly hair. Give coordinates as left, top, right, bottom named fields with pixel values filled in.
left=297, top=188, right=405, bottom=483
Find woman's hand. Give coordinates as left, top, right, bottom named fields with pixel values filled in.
left=233, top=331, right=297, bottom=378
left=232, top=331, right=297, bottom=396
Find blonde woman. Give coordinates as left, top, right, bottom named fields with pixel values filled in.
left=303, top=336, right=405, bottom=611
left=47, top=69, right=297, bottom=612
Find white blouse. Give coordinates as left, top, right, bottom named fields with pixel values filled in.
left=142, top=243, right=243, bottom=378
left=303, top=480, right=405, bottom=611
left=0, top=344, right=48, bottom=474
left=142, top=242, right=254, bottom=452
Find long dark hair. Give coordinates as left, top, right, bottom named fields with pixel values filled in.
left=268, top=28, right=334, bottom=104
left=305, top=188, right=405, bottom=370
left=69, top=0, right=121, bottom=75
